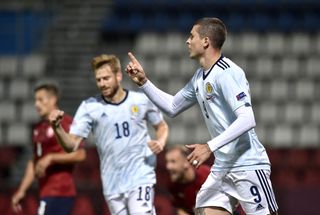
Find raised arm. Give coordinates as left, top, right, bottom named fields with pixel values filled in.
left=48, top=110, right=83, bottom=152
left=126, top=52, right=195, bottom=117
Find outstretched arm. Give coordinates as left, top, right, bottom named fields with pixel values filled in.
left=48, top=110, right=84, bottom=152
left=126, top=52, right=195, bottom=117
left=148, top=120, right=169, bottom=154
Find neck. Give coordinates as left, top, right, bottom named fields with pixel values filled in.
left=43, top=106, right=58, bottom=120
left=181, top=167, right=196, bottom=184
left=104, top=87, right=126, bottom=104
left=199, top=48, right=222, bottom=71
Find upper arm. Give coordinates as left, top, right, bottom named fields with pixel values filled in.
left=180, top=73, right=198, bottom=102
left=216, top=71, right=251, bottom=112
left=168, top=76, right=198, bottom=117
left=69, top=134, right=84, bottom=151
left=146, top=98, right=164, bottom=126
left=152, top=119, right=168, bottom=131
left=69, top=101, right=93, bottom=139
left=234, top=104, right=256, bottom=127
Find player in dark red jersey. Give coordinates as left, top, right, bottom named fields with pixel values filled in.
left=166, top=145, right=211, bottom=215
left=11, top=83, right=86, bottom=215
left=166, top=145, right=245, bottom=215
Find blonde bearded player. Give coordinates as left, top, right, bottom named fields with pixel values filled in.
left=49, top=54, right=168, bottom=215
left=126, top=18, right=278, bottom=215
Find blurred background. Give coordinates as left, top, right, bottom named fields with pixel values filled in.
left=0, top=0, right=320, bottom=214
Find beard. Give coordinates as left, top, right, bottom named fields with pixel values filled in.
left=169, top=171, right=184, bottom=183
left=101, top=83, right=119, bottom=99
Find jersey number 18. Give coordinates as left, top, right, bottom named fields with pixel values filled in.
left=115, top=121, right=130, bottom=139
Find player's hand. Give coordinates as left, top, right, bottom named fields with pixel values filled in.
left=186, top=144, right=212, bottom=168
left=48, top=109, right=64, bottom=128
left=35, top=155, right=52, bottom=178
left=11, top=190, right=25, bottom=213
left=147, top=140, right=164, bottom=154
left=126, top=52, right=148, bottom=86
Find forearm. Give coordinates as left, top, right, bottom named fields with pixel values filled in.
left=47, top=149, right=86, bottom=164
left=52, top=125, right=80, bottom=152
left=155, top=121, right=169, bottom=147
left=17, top=160, right=35, bottom=193
left=177, top=208, right=190, bottom=215
left=207, top=106, right=256, bottom=152
left=140, top=80, right=194, bottom=117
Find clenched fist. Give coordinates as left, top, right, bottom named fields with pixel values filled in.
left=48, top=109, right=64, bottom=128
left=147, top=140, right=165, bottom=154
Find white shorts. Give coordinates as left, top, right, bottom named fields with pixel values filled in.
left=196, top=169, right=278, bottom=215
left=106, top=184, right=156, bottom=215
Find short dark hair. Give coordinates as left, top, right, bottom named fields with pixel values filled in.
left=194, top=17, right=227, bottom=49
left=34, top=82, right=59, bottom=99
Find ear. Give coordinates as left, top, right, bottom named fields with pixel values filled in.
left=183, top=161, right=189, bottom=169
left=116, top=70, right=122, bottom=82
left=203, top=37, right=210, bottom=49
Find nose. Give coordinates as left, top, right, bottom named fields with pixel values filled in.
left=186, top=38, right=190, bottom=45
left=166, top=162, right=171, bottom=170
left=97, top=79, right=104, bottom=87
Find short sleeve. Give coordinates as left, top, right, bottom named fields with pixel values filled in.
left=69, top=101, right=92, bottom=138
left=216, top=71, right=251, bottom=112
left=146, top=98, right=163, bottom=126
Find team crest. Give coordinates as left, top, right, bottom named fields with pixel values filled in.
left=46, top=127, right=54, bottom=137
left=205, top=82, right=215, bottom=100
left=131, top=105, right=139, bottom=115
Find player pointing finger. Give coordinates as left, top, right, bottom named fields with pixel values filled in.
left=126, top=17, right=278, bottom=215
left=126, top=52, right=147, bottom=86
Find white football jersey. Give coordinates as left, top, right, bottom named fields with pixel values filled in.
left=181, top=55, right=270, bottom=171
left=70, top=90, right=163, bottom=197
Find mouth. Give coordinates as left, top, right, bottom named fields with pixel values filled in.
left=101, top=88, right=110, bottom=93
left=168, top=170, right=176, bottom=176
left=35, top=108, right=41, bottom=114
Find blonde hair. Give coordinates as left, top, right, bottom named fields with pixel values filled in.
left=91, top=54, right=121, bottom=74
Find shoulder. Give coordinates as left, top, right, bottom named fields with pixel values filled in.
left=79, top=95, right=105, bottom=111
left=129, top=90, right=146, bottom=98
left=193, top=68, right=203, bottom=80
left=128, top=90, right=150, bottom=103
left=33, top=120, right=45, bottom=131
left=61, top=114, right=73, bottom=124
left=215, top=57, right=245, bottom=82
left=83, top=95, right=103, bottom=104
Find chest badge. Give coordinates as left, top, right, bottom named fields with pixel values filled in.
left=46, top=127, right=54, bottom=138
left=130, top=105, right=140, bottom=119
left=205, top=82, right=215, bottom=100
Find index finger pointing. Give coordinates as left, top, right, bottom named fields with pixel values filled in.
left=128, top=52, right=138, bottom=63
